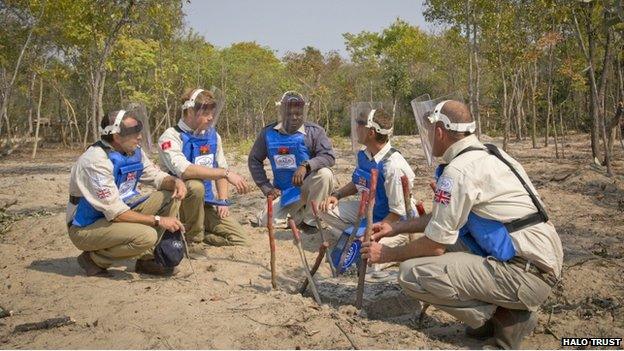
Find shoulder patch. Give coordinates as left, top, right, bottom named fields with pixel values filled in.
left=437, top=176, right=454, bottom=192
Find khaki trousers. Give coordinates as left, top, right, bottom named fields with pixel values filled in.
left=179, top=179, right=249, bottom=246
left=398, top=244, right=553, bottom=328
left=256, top=167, right=334, bottom=227
left=68, top=190, right=179, bottom=269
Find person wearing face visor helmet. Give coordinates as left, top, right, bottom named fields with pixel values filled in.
left=158, top=88, right=251, bottom=256
left=364, top=97, right=563, bottom=350
left=248, top=91, right=336, bottom=232
left=67, top=109, right=187, bottom=277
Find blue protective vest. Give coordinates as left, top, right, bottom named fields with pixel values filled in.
left=265, top=126, right=310, bottom=207
left=72, top=142, right=145, bottom=227
left=435, top=144, right=548, bottom=261
left=351, top=148, right=397, bottom=223
left=177, top=126, right=227, bottom=206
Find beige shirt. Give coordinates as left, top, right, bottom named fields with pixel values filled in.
left=66, top=141, right=169, bottom=224
left=157, top=120, right=228, bottom=177
left=362, top=142, right=417, bottom=217
left=424, top=134, right=564, bottom=276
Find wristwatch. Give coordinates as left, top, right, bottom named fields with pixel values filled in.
left=301, top=161, right=311, bottom=173
left=154, top=215, right=161, bottom=227
left=223, top=168, right=230, bottom=178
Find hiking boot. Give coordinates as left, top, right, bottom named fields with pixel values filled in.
left=135, top=259, right=177, bottom=276
left=465, top=319, right=494, bottom=339
left=492, top=307, right=538, bottom=349
left=77, top=251, right=109, bottom=277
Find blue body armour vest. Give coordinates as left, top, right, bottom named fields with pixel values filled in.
left=177, top=126, right=228, bottom=206
left=72, top=142, right=145, bottom=227
left=436, top=144, right=548, bottom=261
left=329, top=147, right=398, bottom=273
left=351, top=148, right=397, bottom=223
left=265, top=126, right=310, bottom=207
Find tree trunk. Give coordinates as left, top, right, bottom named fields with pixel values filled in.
left=0, top=11, right=39, bottom=139
left=559, top=107, right=566, bottom=159
left=531, top=61, right=538, bottom=148
left=31, top=77, right=43, bottom=159
left=473, top=19, right=482, bottom=138
left=553, top=107, right=559, bottom=159
left=545, top=44, right=554, bottom=147
left=28, top=72, right=36, bottom=135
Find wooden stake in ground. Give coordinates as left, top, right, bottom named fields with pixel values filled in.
left=289, top=219, right=322, bottom=305
left=356, top=169, right=378, bottom=309
left=336, top=190, right=369, bottom=274
left=267, top=195, right=277, bottom=289
left=299, top=201, right=332, bottom=293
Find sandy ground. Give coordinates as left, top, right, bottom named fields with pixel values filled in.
left=0, top=133, right=623, bottom=349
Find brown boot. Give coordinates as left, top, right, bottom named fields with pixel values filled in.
left=465, top=319, right=494, bottom=339
left=135, top=259, right=177, bottom=276
left=492, top=307, right=538, bottom=349
left=77, top=252, right=109, bottom=277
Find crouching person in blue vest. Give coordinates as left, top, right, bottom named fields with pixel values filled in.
left=363, top=99, right=563, bottom=349
left=248, top=91, right=335, bottom=232
left=158, top=88, right=250, bottom=255
left=317, top=106, right=417, bottom=275
left=67, top=110, right=187, bottom=277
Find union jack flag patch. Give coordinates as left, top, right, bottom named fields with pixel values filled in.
left=434, top=189, right=451, bottom=206
left=96, top=188, right=112, bottom=199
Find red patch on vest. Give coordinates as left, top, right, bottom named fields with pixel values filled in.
left=278, top=146, right=290, bottom=155
left=200, top=145, right=210, bottom=154
left=160, top=141, right=171, bottom=150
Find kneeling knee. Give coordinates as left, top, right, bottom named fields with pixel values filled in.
left=134, top=227, right=158, bottom=250
left=185, top=180, right=205, bottom=198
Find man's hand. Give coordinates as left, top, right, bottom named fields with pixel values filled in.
left=172, top=178, right=187, bottom=200
left=226, top=170, right=249, bottom=194
left=216, top=205, right=229, bottom=219
left=371, top=221, right=396, bottom=242
left=292, top=165, right=307, bottom=186
left=267, top=187, right=281, bottom=199
left=318, top=195, right=338, bottom=212
left=158, top=216, right=184, bottom=232
left=360, top=241, right=389, bottom=264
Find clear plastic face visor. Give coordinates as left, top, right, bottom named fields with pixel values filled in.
left=276, top=91, right=308, bottom=133
left=182, top=87, right=225, bottom=134
left=410, top=96, right=475, bottom=166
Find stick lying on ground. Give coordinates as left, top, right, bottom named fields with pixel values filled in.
left=299, top=201, right=332, bottom=293
left=336, top=190, right=369, bottom=274
left=14, top=316, right=75, bottom=333
left=289, top=219, right=322, bottom=305
left=267, top=195, right=277, bottom=289
left=356, top=169, right=378, bottom=309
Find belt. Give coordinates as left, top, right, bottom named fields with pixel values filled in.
left=509, top=256, right=559, bottom=287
